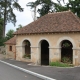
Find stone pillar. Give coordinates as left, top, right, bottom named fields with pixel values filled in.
left=73, top=48, right=79, bottom=66
left=49, top=47, right=61, bottom=63
left=31, top=46, right=39, bottom=64
left=16, top=45, right=23, bottom=61
left=49, top=47, right=53, bottom=63
left=37, top=46, right=41, bottom=65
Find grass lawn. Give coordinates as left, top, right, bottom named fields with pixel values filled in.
left=50, top=61, right=74, bottom=67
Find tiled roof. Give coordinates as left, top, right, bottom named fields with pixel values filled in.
left=5, top=36, right=16, bottom=45
left=14, top=11, right=80, bottom=35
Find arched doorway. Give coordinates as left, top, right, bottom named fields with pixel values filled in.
left=41, top=40, right=49, bottom=65
left=22, top=40, right=31, bottom=59
left=61, top=40, right=73, bottom=64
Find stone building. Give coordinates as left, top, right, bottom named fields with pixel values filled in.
left=5, top=11, right=80, bottom=66
left=5, top=36, right=16, bottom=59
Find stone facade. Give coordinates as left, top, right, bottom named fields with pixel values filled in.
left=6, top=45, right=16, bottom=59
left=16, top=33, right=80, bottom=66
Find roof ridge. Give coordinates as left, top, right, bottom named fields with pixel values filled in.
left=70, top=11, right=80, bottom=24
left=5, top=36, right=16, bottom=45
left=48, top=10, right=71, bottom=15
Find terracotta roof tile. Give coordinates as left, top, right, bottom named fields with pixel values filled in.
left=14, top=11, right=80, bottom=35
left=5, top=36, right=16, bottom=45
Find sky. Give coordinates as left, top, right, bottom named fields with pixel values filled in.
left=6, top=0, right=68, bottom=34
left=6, top=0, right=35, bottom=34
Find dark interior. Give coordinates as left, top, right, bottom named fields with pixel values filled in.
left=24, top=40, right=31, bottom=58
left=61, top=40, right=73, bottom=63
left=41, top=40, right=49, bottom=65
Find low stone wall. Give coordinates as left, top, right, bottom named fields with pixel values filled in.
left=0, top=46, right=6, bottom=54
left=6, top=52, right=15, bottom=59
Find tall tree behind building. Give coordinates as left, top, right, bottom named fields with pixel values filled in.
left=6, top=29, right=14, bottom=40
left=0, top=18, right=6, bottom=46
left=27, top=0, right=80, bottom=18
left=67, top=0, right=80, bottom=17
left=27, top=0, right=65, bottom=18
left=0, top=18, right=3, bottom=37
left=16, top=24, right=23, bottom=30
left=0, top=0, right=24, bottom=37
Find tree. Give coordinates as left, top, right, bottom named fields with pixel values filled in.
left=0, top=0, right=24, bottom=37
left=27, top=0, right=65, bottom=17
left=53, top=0, right=80, bottom=17
left=53, top=1, right=68, bottom=12
left=0, top=37, right=6, bottom=46
left=27, top=0, right=80, bottom=18
left=6, top=29, right=14, bottom=40
left=27, top=0, right=40, bottom=20
left=27, top=0, right=54, bottom=17
left=0, top=18, right=5, bottom=46
left=16, top=24, right=23, bottom=30
left=67, top=0, right=80, bottom=17
left=0, top=18, right=3, bottom=37
left=37, top=0, right=54, bottom=17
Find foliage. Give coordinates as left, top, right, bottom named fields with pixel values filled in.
left=0, top=18, right=3, bottom=37
left=67, top=0, right=80, bottom=17
left=62, top=57, right=72, bottom=64
left=53, top=2, right=68, bottom=12
left=27, top=0, right=67, bottom=17
left=53, top=0, right=80, bottom=17
left=0, top=29, right=14, bottom=46
left=0, top=18, right=6, bottom=46
left=27, top=0, right=80, bottom=18
left=23, top=54, right=31, bottom=59
left=27, top=0, right=54, bottom=17
left=37, top=0, right=54, bottom=17
left=0, top=28, right=15, bottom=46
left=0, top=0, right=24, bottom=37
left=6, top=29, right=14, bottom=40
left=62, top=43, right=71, bottom=48
left=27, top=0, right=40, bottom=9
left=0, top=36, right=7, bottom=46
left=50, top=61, right=73, bottom=67
left=16, top=24, right=23, bottom=30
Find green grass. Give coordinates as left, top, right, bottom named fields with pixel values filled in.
left=23, top=54, right=31, bottom=59
left=50, top=62, right=73, bottom=67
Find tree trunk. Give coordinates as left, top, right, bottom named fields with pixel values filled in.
left=3, top=20, right=6, bottom=37
left=34, top=5, right=37, bottom=21
left=3, top=0, right=7, bottom=37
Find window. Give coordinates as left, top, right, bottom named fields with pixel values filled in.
left=9, top=46, right=12, bottom=51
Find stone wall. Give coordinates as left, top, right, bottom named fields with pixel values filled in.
left=6, top=45, right=16, bottom=59
left=0, top=46, right=6, bottom=54
left=16, top=33, right=80, bottom=66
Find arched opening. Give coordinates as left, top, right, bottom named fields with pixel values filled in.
left=41, top=40, right=49, bottom=65
left=61, top=40, right=73, bottom=64
left=22, top=40, right=31, bottom=59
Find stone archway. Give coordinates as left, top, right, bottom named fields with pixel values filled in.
left=22, top=40, right=31, bottom=59
left=61, top=40, right=73, bottom=64
left=40, top=40, right=49, bottom=65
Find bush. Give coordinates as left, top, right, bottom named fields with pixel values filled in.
left=62, top=57, right=72, bottom=64
left=23, top=54, right=31, bottom=59
left=0, top=36, right=7, bottom=46
left=50, top=61, right=73, bottom=67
